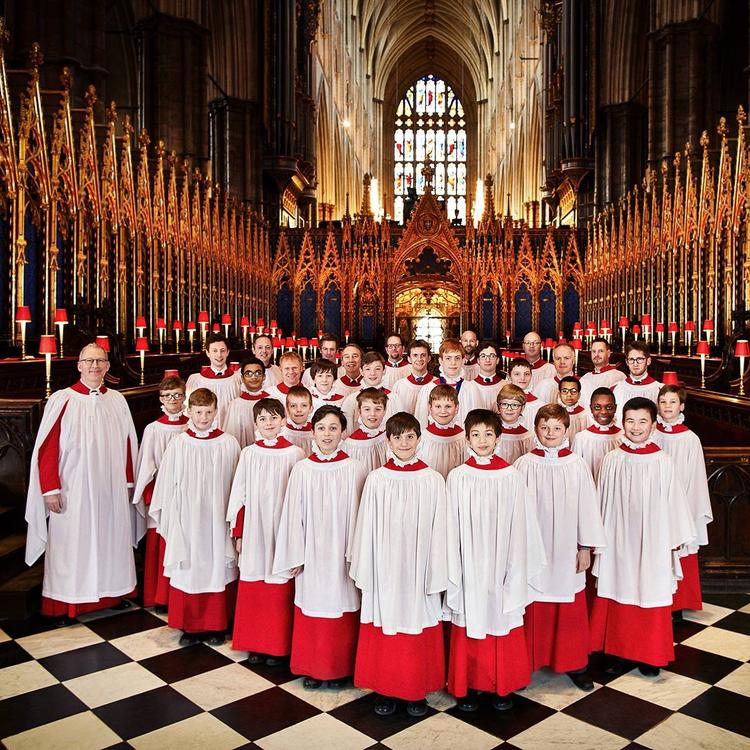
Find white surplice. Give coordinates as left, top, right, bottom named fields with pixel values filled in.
left=562, top=403, right=591, bottom=440
left=382, top=360, right=412, bottom=389
left=579, top=366, right=626, bottom=408
left=496, top=425, right=533, bottom=465
left=223, top=391, right=270, bottom=449
left=185, top=368, right=241, bottom=428
left=534, top=375, right=567, bottom=404
left=419, top=425, right=467, bottom=479
left=342, top=429, right=388, bottom=473
left=414, top=377, right=482, bottom=429
left=341, top=385, right=403, bottom=433
left=282, top=421, right=314, bottom=455
left=612, top=376, right=662, bottom=425
left=521, top=392, right=545, bottom=431
left=529, top=360, right=555, bottom=389
left=390, top=373, right=439, bottom=414
left=473, top=375, right=506, bottom=411
left=571, top=424, right=622, bottom=483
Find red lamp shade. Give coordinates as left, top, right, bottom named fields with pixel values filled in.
left=573, top=322, right=582, bottom=330
left=39, top=334, right=56, bottom=355
left=272, top=337, right=281, bottom=347
left=240, top=316, right=250, bottom=327
left=256, top=318, right=265, bottom=327
left=285, top=337, right=294, bottom=347
left=95, top=335, right=110, bottom=352
left=156, top=318, right=166, bottom=330
left=173, top=320, right=183, bottom=331
left=668, top=322, right=679, bottom=333
left=570, top=339, right=582, bottom=350
left=632, top=325, right=642, bottom=334
left=135, top=336, right=149, bottom=352
left=310, top=337, right=319, bottom=347
left=16, top=306, right=31, bottom=323
left=662, top=371, right=679, bottom=385
left=164, top=369, right=179, bottom=377
left=684, top=321, right=696, bottom=332
left=298, top=337, right=309, bottom=346
left=558, top=331, right=565, bottom=340
left=344, top=329, right=351, bottom=337
left=656, top=322, right=665, bottom=333
left=270, top=319, right=278, bottom=328
left=198, top=311, right=209, bottom=324
left=249, top=326, right=256, bottom=334
left=696, top=341, right=710, bottom=356
left=586, top=321, right=596, bottom=330
left=53, top=308, right=68, bottom=324
left=618, top=316, right=629, bottom=328
left=559, top=337, right=568, bottom=344
left=211, top=323, right=220, bottom=333
left=544, top=338, right=555, bottom=348
left=703, top=319, right=714, bottom=331
left=221, top=314, right=232, bottom=325
left=505, top=330, right=512, bottom=337
left=600, top=319, right=611, bottom=330
left=187, top=321, right=196, bottom=331
left=136, top=316, right=147, bottom=329
left=735, top=339, right=750, bottom=357
left=641, top=314, right=652, bottom=326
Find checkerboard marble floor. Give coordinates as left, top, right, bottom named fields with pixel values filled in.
left=1, top=593, right=750, bottom=750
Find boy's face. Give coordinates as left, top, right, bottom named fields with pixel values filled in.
left=657, top=392, right=684, bottom=423
left=536, top=418, right=567, bottom=448
left=590, top=394, right=616, bottom=426
left=241, top=364, right=265, bottom=392
left=477, top=346, right=498, bottom=376
left=313, top=369, right=335, bottom=393
left=159, top=388, right=186, bottom=415
left=385, top=336, right=404, bottom=362
left=429, top=396, right=459, bottom=425
left=497, top=397, right=523, bottom=424
left=341, top=347, right=361, bottom=375
left=359, top=399, right=386, bottom=429
left=206, top=342, right=229, bottom=369
left=559, top=381, right=581, bottom=408
left=188, top=402, right=217, bottom=431
left=361, top=361, right=385, bottom=386
left=625, top=350, right=650, bottom=378
left=440, top=349, right=463, bottom=377
left=253, top=337, right=273, bottom=365
left=388, top=429, right=419, bottom=461
left=255, top=409, right=285, bottom=440
left=280, top=359, right=302, bottom=386
left=314, top=413, right=344, bottom=454
left=287, top=394, right=312, bottom=424
left=509, top=365, right=532, bottom=390
left=590, top=341, right=610, bottom=368
left=468, top=422, right=499, bottom=457
left=408, top=346, right=430, bottom=375
left=553, top=346, right=574, bottom=376
left=622, top=408, right=655, bottom=444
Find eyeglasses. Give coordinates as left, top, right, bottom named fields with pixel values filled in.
left=79, top=358, right=107, bottom=366
left=626, top=357, right=647, bottom=364
left=499, top=402, right=522, bottom=411
left=560, top=388, right=580, bottom=394
left=385, top=343, right=402, bottom=349
left=479, top=353, right=498, bottom=360
left=243, top=370, right=264, bottom=377
left=159, top=393, right=185, bottom=400
left=523, top=340, right=541, bottom=346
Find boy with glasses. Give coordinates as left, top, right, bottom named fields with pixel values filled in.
left=612, top=341, right=661, bottom=425
left=224, top=357, right=270, bottom=448
left=558, top=376, right=590, bottom=439
left=571, top=388, right=622, bottom=483
left=523, top=332, right=555, bottom=388
left=495, top=384, right=533, bottom=464
left=473, top=341, right=505, bottom=410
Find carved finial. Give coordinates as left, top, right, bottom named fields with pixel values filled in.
left=106, top=101, right=117, bottom=123
left=738, top=105, right=747, bottom=127
left=168, top=150, right=177, bottom=168
left=673, top=151, right=681, bottom=170
left=60, top=65, right=73, bottom=91
left=28, top=41, right=43, bottom=70
left=122, top=114, right=133, bottom=137
left=182, top=157, right=191, bottom=174
left=699, top=130, right=709, bottom=149
left=84, top=84, right=97, bottom=110
left=684, top=141, right=692, bottom=158
left=661, top=159, right=669, bottom=179
left=421, top=160, right=434, bottom=188
left=0, top=18, right=11, bottom=50
left=156, top=139, right=165, bottom=159
left=138, top=128, right=150, bottom=149
left=717, top=117, right=727, bottom=138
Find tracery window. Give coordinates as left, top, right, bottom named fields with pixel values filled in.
left=394, top=75, right=467, bottom=224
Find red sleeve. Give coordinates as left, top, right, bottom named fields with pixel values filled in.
left=231, top=506, right=246, bottom=538
left=126, top=436, right=134, bottom=485
left=38, top=402, right=68, bottom=495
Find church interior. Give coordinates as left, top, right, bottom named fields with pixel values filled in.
left=1, top=0, right=750, bottom=747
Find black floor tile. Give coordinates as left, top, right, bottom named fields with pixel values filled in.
left=0, top=615, right=63, bottom=639
left=446, top=692, right=556, bottom=741
left=563, top=686, right=672, bottom=739
left=139, top=643, right=232, bottom=683
left=212, top=686, right=320, bottom=741
left=667, top=644, right=743, bottom=685
left=0, top=684, right=87, bottom=738
left=84, top=609, right=166, bottom=640
left=94, top=686, right=201, bottom=740
left=584, top=651, right=628, bottom=685
left=40, top=641, right=132, bottom=681
left=0, top=640, right=33, bottom=669
left=672, top=619, right=707, bottom=643
left=240, top=658, right=297, bottom=685
left=700, top=593, right=750, bottom=610
left=102, top=744, right=133, bottom=750
left=680, top=686, right=750, bottom=738
left=711, top=611, right=750, bottom=637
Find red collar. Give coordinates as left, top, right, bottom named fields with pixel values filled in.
left=240, top=390, right=269, bottom=401
left=524, top=392, right=538, bottom=402
left=625, top=375, right=657, bottom=385
left=476, top=374, right=502, bottom=386
left=348, top=428, right=385, bottom=440
left=530, top=358, right=547, bottom=369
left=257, top=436, right=293, bottom=449
left=386, top=359, right=409, bottom=368
left=384, top=458, right=429, bottom=471
left=340, top=374, right=362, bottom=387
left=530, top=447, right=573, bottom=458
left=565, top=404, right=586, bottom=414
left=502, top=424, right=528, bottom=435
left=186, top=428, right=224, bottom=440
left=317, top=392, right=344, bottom=401
left=72, top=381, right=108, bottom=395
left=286, top=421, right=312, bottom=432
left=593, top=364, right=618, bottom=374
left=407, top=373, right=434, bottom=385
left=466, top=455, right=509, bottom=470
left=276, top=382, right=297, bottom=394
left=156, top=414, right=189, bottom=425
left=619, top=442, right=661, bottom=454
left=586, top=424, right=621, bottom=435
left=199, top=366, right=233, bottom=379
left=656, top=423, right=690, bottom=434
left=308, top=450, right=349, bottom=463
left=427, top=423, right=464, bottom=437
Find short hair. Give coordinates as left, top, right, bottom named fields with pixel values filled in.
left=625, top=340, right=651, bottom=358
left=240, top=356, right=265, bottom=374
left=362, top=351, right=385, bottom=367
left=534, top=403, right=570, bottom=429
left=464, top=408, right=502, bottom=438
left=590, top=336, right=611, bottom=350
left=310, top=358, right=338, bottom=378
left=253, top=334, right=273, bottom=347
left=439, top=338, right=463, bottom=356
left=286, top=385, right=312, bottom=404
left=312, top=404, right=347, bottom=430
left=319, top=333, right=338, bottom=348
left=477, top=340, right=500, bottom=357
left=385, top=332, right=404, bottom=345
left=429, top=383, right=459, bottom=404
left=658, top=383, right=687, bottom=404
left=386, top=411, right=421, bottom=438
left=407, top=338, right=431, bottom=355
left=590, top=386, right=616, bottom=403
left=205, top=333, right=229, bottom=350
left=253, top=397, right=286, bottom=421
left=279, top=350, right=303, bottom=366
left=159, top=375, right=185, bottom=392
left=508, top=357, right=532, bottom=372
left=357, top=387, right=388, bottom=408
left=559, top=375, right=581, bottom=391
left=498, top=383, right=526, bottom=406
left=622, top=396, right=657, bottom=421
left=188, top=387, right=217, bottom=408
left=341, top=343, right=364, bottom=358
left=80, top=343, right=108, bottom=360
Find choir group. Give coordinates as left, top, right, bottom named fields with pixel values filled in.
left=24, top=328, right=712, bottom=718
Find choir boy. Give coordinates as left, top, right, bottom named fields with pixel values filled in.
left=383, top=332, right=412, bottom=388
left=302, top=334, right=338, bottom=388
left=351, top=412, right=448, bottom=718
left=473, top=340, right=505, bottom=410
left=283, top=385, right=315, bottom=454
left=266, top=350, right=304, bottom=403
left=419, top=384, right=467, bottom=478
left=612, top=341, right=662, bottom=425
left=341, top=351, right=402, bottom=431
left=333, top=343, right=364, bottom=397
left=534, top=344, right=576, bottom=404
left=185, top=333, right=240, bottom=427
left=653, top=384, right=712, bottom=614
left=224, top=357, right=270, bottom=448
left=507, top=357, right=544, bottom=429
left=460, top=329, right=480, bottom=381
left=571, top=387, right=622, bottom=482
left=590, top=397, right=695, bottom=675
left=228, top=397, right=305, bottom=664
left=446, top=409, right=546, bottom=712
left=150, top=388, right=240, bottom=646
left=579, top=337, right=625, bottom=405
left=274, top=406, right=367, bottom=688
left=253, top=334, right=282, bottom=388
left=391, top=339, right=438, bottom=414
left=522, top=331, right=555, bottom=388
left=342, top=388, right=389, bottom=472
left=495, top=385, right=533, bottom=464
left=514, top=404, right=606, bottom=691
left=309, top=358, right=345, bottom=412
left=133, top=376, right=189, bottom=610
left=558, top=376, right=590, bottom=439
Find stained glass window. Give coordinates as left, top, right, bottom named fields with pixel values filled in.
left=394, top=75, right=467, bottom=224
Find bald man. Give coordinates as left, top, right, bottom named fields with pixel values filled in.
left=26, top=343, right=140, bottom=624
left=460, top=329, right=479, bottom=381
left=522, top=332, right=555, bottom=388
left=535, top=344, right=576, bottom=403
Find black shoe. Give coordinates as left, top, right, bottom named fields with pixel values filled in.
left=638, top=664, right=661, bottom=677
left=406, top=700, right=428, bottom=717
left=179, top=632, right=200, bottom=646
left=567, top=670, right=594, bottom=691
left=52, top=615, right=77, bottom=628
left=604, top=657, right=629, bottom=676
left=247, top=652, right=265, bottom=665
left=303, top=676, right=323, bottom=689
left=265, top=656, right=287, bottom=667
left=112, top=599, right=133, bottom=611
left=154, top=604, right=168, bottom=615
left=492, top=694, right=514, bottom=711
left=204, top=632, right=225, bottom=646
left=456, top=695, right=479, bottom=712
left=672, top=610, right=684, bottom=623
left=327, top=677, right=348, bottom=689
left=374, top=697, right=397, bottom=716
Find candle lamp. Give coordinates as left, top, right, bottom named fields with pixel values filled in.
left=632, top=324, right=641, bottom=341
left=136, top=315, right=147, bottom=339
left=156, top=318, right=166, bottom=354
left=39, top=334, right=56, bottom=398
left=310, top=337, right=319, bottom=357
left=198, top=311, right=209, bottom=346
left=505, top=329, right=511, bottom=348
left=600, top=320, right=612, bottom=343
left=344, top=329, right=351, bottom=344
left=54, top=308, right=68, bottom=358
left=641, top=314, right=652, bottom=341
left=661, top=371, right=679, bottom=386
left=187, top=321, right=196, bottom=352
left=272, top=336, right=281, bottom=359
left=285, top=336, right=294, bottom=355
left=655, top=322, right=664, bottom=355
left=173, top=320, right=183, bottom=353
left=735, top=339, right=749, bottom=396
left=221, top=313, right=232, bottom=338
left=544, top=338, right=555, bottom=361
left=240, top=316, right=250, bottom=348
left=95, top=335, right=110, bottom=355
left=249, top=325, right=256, bottom=345
left=270, top=319, right=278, bottom=336
left=696, top=340, right=710, bottom=388
left=684, top=321, right=696, bottom=355
left=585, top=321, right=596, bottom=348
left=570, top=338, right=582, bottom=373
left=298, top=337, right=309, bottom=360
left=668, top=322, right=679, bottom=356
left=135, top=336, right=149, bottom=385
left=618, top=316, right=629, bottom=351
left=702, top=319, right=714, bottom=348
left=572, top=322, right=582, bottom=342
left=16, top=306, right=31, bottom=359
left=256, top=318, right=265, bottom=335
